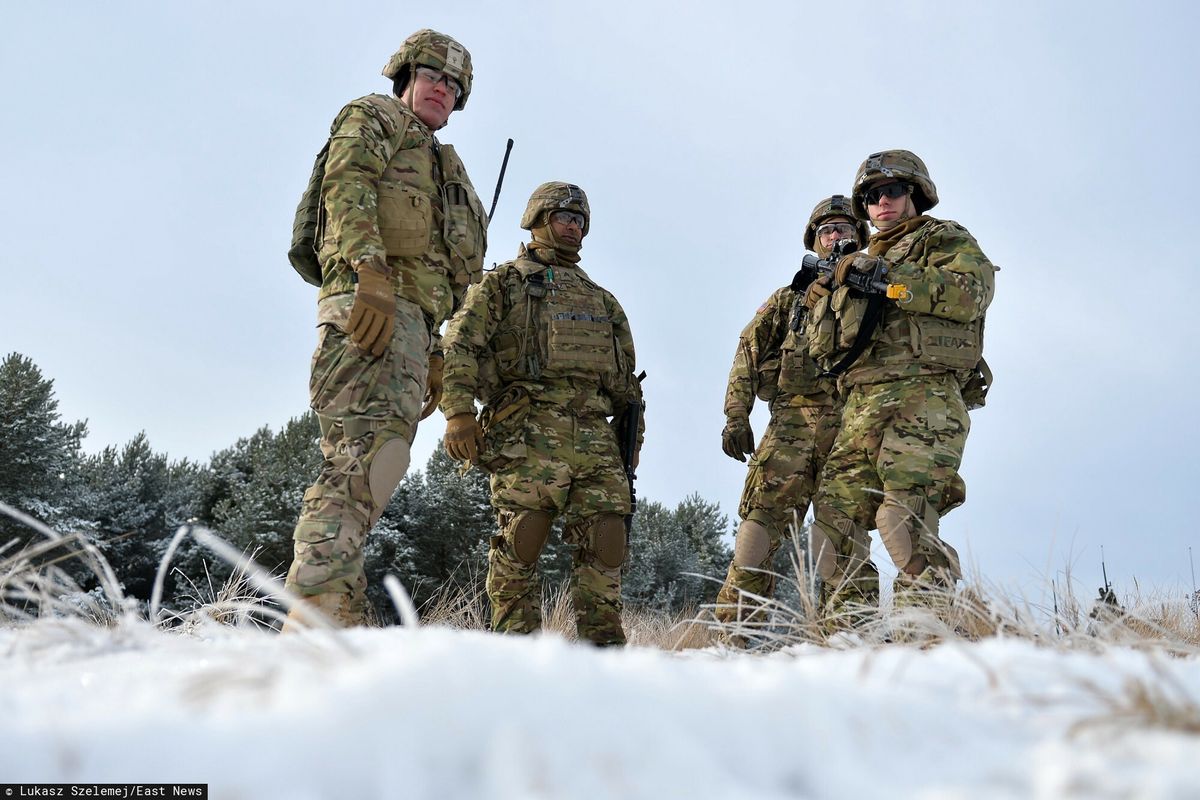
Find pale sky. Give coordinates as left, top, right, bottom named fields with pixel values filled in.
left=3, top=1, right=1198, bottom=600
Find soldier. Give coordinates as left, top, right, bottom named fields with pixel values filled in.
left=283, top=30, right=488, bottom=627
left=715, top=196, right=877, bottom=634
left=439, top=182, right=644, bottom=647
left=806, top=150, right=995, bottom=606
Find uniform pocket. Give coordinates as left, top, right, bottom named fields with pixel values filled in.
left=378, top=182, right=431, bottom=258
left=478, top=392, right=531, bottom=471
left=309, top=324, right=383, bottom=415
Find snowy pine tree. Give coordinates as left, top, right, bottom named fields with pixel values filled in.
left=0, top=353, right=88, bottom=544
left=624, top=493, right=733, bottom=613
left=76, top=433, right=204, bottom=601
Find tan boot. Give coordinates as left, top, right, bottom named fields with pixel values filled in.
left=280, top=592, right=362, bottom=633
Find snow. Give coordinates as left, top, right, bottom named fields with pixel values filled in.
left=1, top=621, right=1198, bottom=799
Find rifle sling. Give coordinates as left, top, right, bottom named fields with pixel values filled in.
left=822, top=294, right=884, bottom=378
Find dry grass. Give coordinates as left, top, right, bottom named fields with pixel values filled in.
left=1072, top=659, right=1200, bottom=736
left=3, top=500, right=1199, bottom=659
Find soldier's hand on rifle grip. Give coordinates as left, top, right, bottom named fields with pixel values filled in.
left=833, top=254, right=859, bottom=286
left=721, top=416, right=755, bottom=462
left=421, top=352, right=444, bottom=420
left=803, top=275, right=832, bottom=310
left=834, top=254, right=884, bottom=286
left=444, top=413, right=483, bottom=463
left=348, top=265, right=395, bottom=357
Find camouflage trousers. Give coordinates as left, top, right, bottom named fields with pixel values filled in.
left=284, top=294, right=432, bottom=619
left=714, top=401, right=879, bottom=625
left=812, top=373, right=968, bottom=605
left=485, top=400, right=630, bottom=646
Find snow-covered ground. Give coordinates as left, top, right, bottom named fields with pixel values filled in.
left=1, top=619, right=1198, bottom=799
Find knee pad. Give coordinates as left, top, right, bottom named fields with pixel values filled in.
left=507, top=510, right=553, bottom=565
left=367, top=437, right=411, bottom=526
left=733, top=519, right=772, bottom=569
left=587, top=513, right=627, bottom=570
left=810, top=508, right=868, bottom=581
left=876, top=491, right=939, bottom=575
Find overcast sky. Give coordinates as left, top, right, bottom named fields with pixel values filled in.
left=3, top=1, right=1198, bottom=600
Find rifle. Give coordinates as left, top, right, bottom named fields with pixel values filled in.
left=791, top=237, right=911, bottom=301
left=618, top=370, right=647, bottom=534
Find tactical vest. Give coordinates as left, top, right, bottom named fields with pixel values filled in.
left=808, top=219, right=986, bottom=385
left=313, top=94, right=486, bottom=292
left=489, top=258, right=619, bottom=388
left=773, top=290, right=827, bottom=400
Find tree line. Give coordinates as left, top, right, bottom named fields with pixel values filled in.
left=0, top=352, right=780, bottom=622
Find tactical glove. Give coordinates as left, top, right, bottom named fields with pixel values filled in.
left=348, top=265, right=394, bottom=357
left=444, top=413, right=484, bottom=463
left=420, top=352, right=444, bottom=420
left=721, top=416, right=755, bottom=462
left=803, top=275, right=832, bottom=310
left=834, top=254, right=883, bottom=286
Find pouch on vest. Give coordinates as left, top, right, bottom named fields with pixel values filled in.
left=834, top=287, right=873, bottom=351
left=958, top=356, right=992, bottom=410
left=546, top=316, right=616, bottom=375
left=777, top=326, right=821, bottom=397
left=288, top=142, right=330, bottom=287
left=909, top=315, right=983, bottom=371
left=438, top=144, right=487, bottom=287
left=805, top=293, right=836, bottom=360
left=378, top=183, right=432, bottom=257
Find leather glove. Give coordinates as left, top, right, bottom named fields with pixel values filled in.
left=803, top=275, right=832, bottom=310
left=444, top=412, right=483, bottom=463
left=347, top=265, right=394, bottom=357
left=721, top=416, right=755, bottom=462
left=420, top=352, right=444, bottom=420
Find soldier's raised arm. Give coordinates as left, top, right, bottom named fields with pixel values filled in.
left=888, top=225, right=995, bottom=324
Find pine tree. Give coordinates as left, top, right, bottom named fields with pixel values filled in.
left=177, top=413, right=322, bottom=603
left=390, top=446, right=494, bottom=609
left=623, top=494, right=734, bottom=613
left=0, top=353, right=87, bottom=544
left=75, top=433, right=206, bottom=601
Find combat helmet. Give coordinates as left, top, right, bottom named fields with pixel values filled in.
left=803, top=194, right=871, bottom=252
left=382, top=29, right=473, bottom=111
left=851, top=149, right=938, bottom=219
left=520, top=182, right=590, bottom=236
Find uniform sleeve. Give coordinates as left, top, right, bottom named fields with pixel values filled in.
left=890, top=225, right=995, bottom=323
left=440, top=275, right=504, bottom=418
left=723, top=289, right=788, bottom=418
left=605, top=294, right=645, bottom=447
left=322, top=105, right=394, bottom=273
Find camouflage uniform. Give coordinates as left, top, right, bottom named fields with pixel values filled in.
left=441, top=183, right=643, bottom=646
left=714, top=197, right=877, bottom=628
left=285, top=31, right=487, bottom=624
left=806, top=151, right=995, bottom=602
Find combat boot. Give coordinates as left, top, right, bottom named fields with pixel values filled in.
left=280, top=591, right=363, bottom=633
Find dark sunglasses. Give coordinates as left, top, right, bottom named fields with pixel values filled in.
left=863, top=182, right=912, bottom=206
